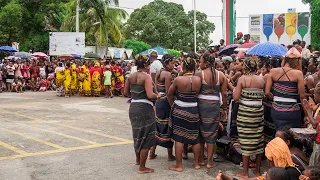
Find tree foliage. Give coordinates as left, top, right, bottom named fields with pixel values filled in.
left=167, top=49, right=180, bottom=58
left=124, top=0, right=215, bottom=52
left=124, top=40, right=151, bottom=55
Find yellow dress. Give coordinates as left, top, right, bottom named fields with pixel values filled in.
left=55, top=69, right=65, bottom=88
left=82, top=65, right=91, bottom=96
left=91, top=70, right=101, bottom=97
left=71, top=64, right=78, bottom=94
left=64, top=68, right=72, bottom=96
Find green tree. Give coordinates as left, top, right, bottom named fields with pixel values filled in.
left=302, top=0, right=320, bottom=49
left=124, top=40, right=151, bottom=55
left=0, top=0, right=23, bottom=46
left=124, top=0, right=214, bottom=52
left=61, top=0, right=127, bottom=51
left=167, top=49, right=180, bottom=58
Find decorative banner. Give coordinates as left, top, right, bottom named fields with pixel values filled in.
left=297, top=12, right=309, bottom=40
left=249, top=15, right=261, bottom=43
left=249, top=12, right=310, bottom=45
left=263, top=14, right=274, bottom=41
left=285, top=12, right=297, bottom=43
left=273, top=13, right=285, bottom=42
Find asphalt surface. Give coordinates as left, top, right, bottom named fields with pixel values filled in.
left=0, top=91, right=245, bottom=180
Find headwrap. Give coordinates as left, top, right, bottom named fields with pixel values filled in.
left=94, top=62, right=100, bottom=68
left=237, top=32, right=243, bottom=37
left=237, top=51, right=245, bottom=59
left=265, top=137, right=294, bottom=168
left=285, top=47, right=302, bottom=59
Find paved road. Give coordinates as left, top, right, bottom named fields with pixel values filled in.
left=0, top=92, right=242, bottom=180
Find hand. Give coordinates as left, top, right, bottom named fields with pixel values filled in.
left=157, top=93, right=161, bottom=99
left=221, top=110, right=227, bottom=122
left=303, top=99, right=311, bottom=114
left=299, top=175, right=310, bottom=180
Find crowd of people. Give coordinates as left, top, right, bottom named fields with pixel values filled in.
left=0, top=56, right=132, bottom=98
left=125, top=41, right=320, bottom=180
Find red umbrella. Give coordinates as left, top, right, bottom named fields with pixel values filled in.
left=32, top=52, right=48, bottom=59
left=235, top=43, right=257, bottom=52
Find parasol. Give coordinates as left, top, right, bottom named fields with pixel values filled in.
left=32, top=52, right=48, bottom=59
left=71, top=53, right=81, bottom=59
left=0, top=46, right=17, bottom=52
left=84, top=53, right=101, bottom=59
left=58, top=54, right=74, bottom=59
left=235, top=43, right=257, bottom=52
left=219, top=44, right=241, bottom=56
left=246, top=42, right=287, bottom=57
left=14, top=52, right=32, bottom=59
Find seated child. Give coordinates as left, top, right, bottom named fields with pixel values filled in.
left=12, top=78, right=22, bottom=93
left=115, top=77, right=124, bottom=96
left=39, top=76, right=47, bottom=92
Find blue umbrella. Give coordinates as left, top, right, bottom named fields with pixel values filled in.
left=140, top=46, right=168, bottom=55
left=71, top=53, right=81, bottom=59
left=219, top=44, right=241, bottom=56
left=0, top=46, right=17, bottom=52
left=246, top=42, right=287, bottom=57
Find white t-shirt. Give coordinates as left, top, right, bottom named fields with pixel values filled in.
left=55, top=67, right=65, bottom=73
left=6, top=65, right=15, bottom=75
left=302, top=48, right=311, bottom=59
left=131, top=66, right=137, bottom=73
left=150, top=60, right=163, bottom=74
left=39, top=67, right=46, bottom=77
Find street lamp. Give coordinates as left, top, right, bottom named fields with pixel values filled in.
left=193, top=0, right=196, bottom=53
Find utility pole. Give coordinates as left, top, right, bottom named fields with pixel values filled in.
left=193, top=0, right=196, bottom=53
left=76, top=0, right=80, bottom=32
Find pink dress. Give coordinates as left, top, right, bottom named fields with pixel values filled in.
left=14, top=64, right=22, bottom=77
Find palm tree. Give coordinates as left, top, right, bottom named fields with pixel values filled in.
left=61, top=0, right=127, bottom=55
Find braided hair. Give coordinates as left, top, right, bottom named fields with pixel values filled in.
left=201, top=52, right=216, bottom=83
left=135, top=54, right=150, bottom=70
left=243, top=57, right=257, bottom=74
left=162, top=54, right=175, bottom=68
left=182, top=53, right=198, bottom=73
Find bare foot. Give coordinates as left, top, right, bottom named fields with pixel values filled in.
left=168, top=155, right=176, bottom=161
left=236, top=171, right=248, bottom=178
left=253, top=169, right=261, bottom=177
left=182, top=153, right=188, bottom=160
left=149, top=153, right=157, bottom=160
left=199, top=161, right=206, bottom=166
left=206, top=162, right=217, bottom=169
left=135, top=159, right=140, bottom=165
left=194, top=164, right=201, bottom=170
left=138, top=167, right=154, bottom=174
left=168, top=165, right=183, bottom=172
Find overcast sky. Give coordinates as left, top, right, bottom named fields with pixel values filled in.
left=118, top=0, right=310, bottom=44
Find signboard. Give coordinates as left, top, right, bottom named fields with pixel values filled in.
left=249, top=12, right=310, bottom=45
left=49, top=32, right=85, bottom=56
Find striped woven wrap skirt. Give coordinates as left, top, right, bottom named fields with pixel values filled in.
left=237, top=101, right=264, bottom=156
left=155, top=98, right=173, bottom=148
left=198, top=99, right=220, bottom=144
left=169, top=101, right=200, bottom=145
left=129, top=102, right=156, bottom=152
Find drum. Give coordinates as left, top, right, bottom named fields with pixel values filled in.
left=290, top=128, right=317, bottom=141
